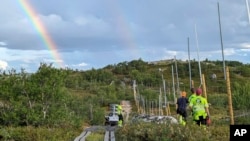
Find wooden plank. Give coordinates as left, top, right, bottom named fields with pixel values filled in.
left=104, top=131, right=109, bottom=141
left=110, top=131, right=115, bottom=141
left=79, top=131, right=91, bottom=141
left=74, top=131, right=87, bottom=141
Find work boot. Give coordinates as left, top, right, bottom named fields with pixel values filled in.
left=179, top=116, right=186, bottom=126
left=179, top=116, right=183, bottom=124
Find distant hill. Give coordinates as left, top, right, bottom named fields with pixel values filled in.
left=98, top=58, right=250, bottom=94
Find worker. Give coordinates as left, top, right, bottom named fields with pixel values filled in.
left=116, top=104, right=123, bottom=127
left=176, top=91, right=189, bottom=126
left=188, top=88, right=197, bottom=118
left=188, top=88, right=196, bottom=103
left=189, top=88, right=210, bottom=127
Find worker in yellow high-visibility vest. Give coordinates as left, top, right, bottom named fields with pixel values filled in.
left=189, top=88, right=210, bottom=127
left=116, top=104, right=123, bottom=127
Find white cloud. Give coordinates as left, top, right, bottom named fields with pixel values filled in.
left=240, top=49, right=250, bottom=52
left=0, top=60, right=8, bottom=70
left=72, top=62, right=88, bottom=67
left=165, top=50, right=178, bottom=57
left=70, top=62, right=89, bottom=70
left=78, top=62, right=88, bottom=67
left=0, top=48, right=51, bottom=62
left=0, top=42, right=7, bottom=46
left=223, top=48, right=236, bottom=56
left=240, top=43, right=250, bottom=48
left=43, top=58, right=63, bottom=63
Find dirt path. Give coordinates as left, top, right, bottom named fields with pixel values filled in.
left=120, top=100, right=132, bottom=122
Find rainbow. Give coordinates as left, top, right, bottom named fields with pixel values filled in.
left=106, top=0, right=139, bottom=59
left=18, top=0, right=64, bottom=68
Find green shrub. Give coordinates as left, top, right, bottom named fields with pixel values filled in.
left=208, top=94, right=227, bottom=108
left=116, top=122, right=229, bottom=141
left=0, top=126, right=80, bottom=141
left=232, top=82, right=250, bottom=110
left=85, top=132, right=104, bottom=141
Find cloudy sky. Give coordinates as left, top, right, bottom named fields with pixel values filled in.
left=0, top=0, right=250, bottom=73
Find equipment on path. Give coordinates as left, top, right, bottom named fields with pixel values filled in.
left=105, top=104, right=119, bottom=126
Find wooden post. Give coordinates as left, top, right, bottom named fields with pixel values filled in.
left=165, top=104, right=169, bottom=116
left=202, top=74, right=207, bottom=100
left=226, top=66, right=234, bottom=125
left=133, top=80, right=140, bottom=113
left=191, top=80, right=194, bottom=88
left=166, top=107, right=169, bottom=116
left=202, top=74, right=210, bottom=118
left=155, top=100, right=158, bottom=115
left=152, top=101, right=154, bottom=115
left=168, top=103, right=171, bottom=115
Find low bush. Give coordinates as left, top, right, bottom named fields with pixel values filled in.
left=0, top=126, right=80, bottom=141
left=116, top=122, right=229, bottom=141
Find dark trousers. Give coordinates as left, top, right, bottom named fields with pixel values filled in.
left=195, top=116, right=206, bottom=126
left=118, top=114, right=123, bottom=121
left=177, top=109, right=187, bottom=121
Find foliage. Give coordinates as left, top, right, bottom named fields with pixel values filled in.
left=208, top=94, right=227, bottom=108
left=116, top=122, right=229, bottom=141
left=0, top=126, right=79, bottom=141
left=89, top=107, right=106, bottom=125
left=0, top=63, right=72, bottom=127
left=0, top=59, right=249, bottom=140
left=232, top=81, right=250, bottom=110
left=85, top=133, right=103, bottom=141
left=85, top=130, right=105, bottom=141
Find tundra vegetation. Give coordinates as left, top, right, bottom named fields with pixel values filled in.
left=0, top=59, right=249, bottom=141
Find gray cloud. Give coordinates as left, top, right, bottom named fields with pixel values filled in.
left=0, top=0, right=249, bottom=72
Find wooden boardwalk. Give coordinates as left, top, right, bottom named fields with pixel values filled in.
left=74, top=126, right=116, bottom=141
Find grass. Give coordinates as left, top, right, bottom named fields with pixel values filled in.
left=0, top=126, right=80, bottom=141
left=116, top=121, right=230, bottom=141
left=85, top=132, right=104, bottom=141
